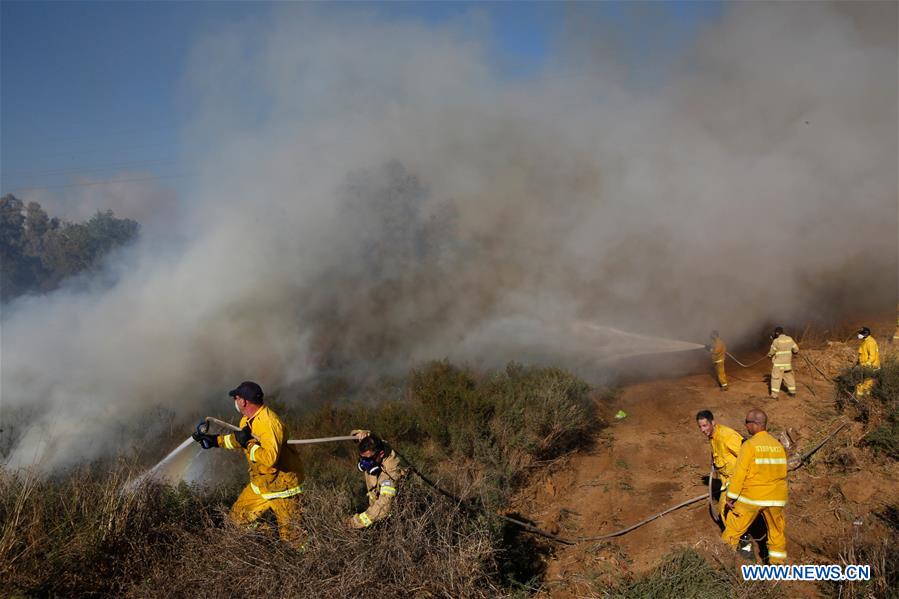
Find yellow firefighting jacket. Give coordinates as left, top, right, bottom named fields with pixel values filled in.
left=726, top=430, right=788, bottom=507
left=768, top=334, right=799, bottom=371
left=710, top=424, right=744, bottom=488
left=217, top=405, right=305, bottom=499
left=709, top=337, right=726, bottom=364
left=352, top=450, right=404, bottom=528
left=858, top=336, right=880, bottom=370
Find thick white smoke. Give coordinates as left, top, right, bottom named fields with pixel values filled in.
left=1, top=2, right=896, bottom=469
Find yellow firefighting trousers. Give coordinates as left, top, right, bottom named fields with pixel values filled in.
left=770, top=367, right=795, bottom=396
left=714, top=360, right=728, bottom=388
left=722, top=503, right=786, bottom=564
left=230, top=484, right=305, bottom=545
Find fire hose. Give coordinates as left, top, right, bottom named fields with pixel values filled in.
left=201, top=417, right=357, bottom=444
left=199, top=416, right=848, bottom=545
left=726, top=352, right=768, bottom=368
left=393, top=420, right=850, bottom=545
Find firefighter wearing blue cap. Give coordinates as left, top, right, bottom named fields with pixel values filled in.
left=192, top=381, right=305, bottom=545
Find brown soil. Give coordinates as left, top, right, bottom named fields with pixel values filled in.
left=512, top=321, right=899, bottom=598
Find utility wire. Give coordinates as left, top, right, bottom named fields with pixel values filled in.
left=5, top=173, right=196, bottom=193
left=19, top=124, right=180, bottom=145
left=4, top=158, right=180, bottom=179
left=4, top=141, right=175, bottom=163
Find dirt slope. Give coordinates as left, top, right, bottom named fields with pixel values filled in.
left=512, top=324, right=898, bottom=597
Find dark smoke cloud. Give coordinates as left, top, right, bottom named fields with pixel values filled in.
left=2, top=2, right=895, bottom=469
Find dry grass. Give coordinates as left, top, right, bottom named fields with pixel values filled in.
left=1, top=360, right=602, bottom=597
left=0, top=466, right=513, bottom=598
left=599, top=548, right=782, bottom=599
left=129, top=480, right=506, bottom=598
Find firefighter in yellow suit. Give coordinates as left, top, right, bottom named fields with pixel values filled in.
left=767, top=327, right=799, bottom=398
left=696, top=410, right=743, bottom=521
left=705, top=331, right=728, bottom=390
left=893, top=304, right=899, bottom=343
left=347, top=430, right=404, bottom=529
left=193, top=381, right=305, bottom=545
left=856, top=327, right=880, bottom=397
left=722, top=409, right=788, bottom=564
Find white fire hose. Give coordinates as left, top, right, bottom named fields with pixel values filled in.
left=203, top=416, right=358, bottom=444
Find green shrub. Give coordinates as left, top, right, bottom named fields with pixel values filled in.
left=486, top=363, right=594, bottom=460
left=837, top=358, right=898, bottom=460
left=287, top=361, right=598, bottom=511
left=862, top=409, right=899, bottom=459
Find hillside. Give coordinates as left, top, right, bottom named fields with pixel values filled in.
left=517, top=320, right=898, bottom=598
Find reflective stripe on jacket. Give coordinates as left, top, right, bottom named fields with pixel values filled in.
left=353, top=450, right=404, bottom=527
left=217, top=405, right=305, bottom=497
left=858, top=336, right=880, bottom=369
left=710, top=424, right=744, bottom=487
left=768, top=335, right=799, bottom=369
left=726, top=430, right=788, bottom=507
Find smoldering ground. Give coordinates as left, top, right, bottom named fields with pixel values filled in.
left=1, top=2, right=895, bottom=470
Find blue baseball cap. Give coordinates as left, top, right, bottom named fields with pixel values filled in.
left=228, top=381, right=264, bottom=404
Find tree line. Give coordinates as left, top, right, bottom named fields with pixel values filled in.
left=0, top=194, right=139, bottom=302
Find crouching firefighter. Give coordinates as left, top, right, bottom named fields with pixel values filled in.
left=192, top=381, right=306, bottom=546
left=347, top=430, right=404, bottom=529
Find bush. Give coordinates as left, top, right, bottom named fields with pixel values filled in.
left=836, top=358, right=898, bottom=459
left=486, top=363, right=594, bottom=461
left=1, top=361, right=600, bottom=596
left=606, top=549, right=781, bottom=599
left=0, top=466, right=510, bottom=597
left=291, top=361, right=598, bottom=509
left=0, top=465, right=227, bottom=596
left=863, top=412, right=899, bottom=459
left=129, top=480, right=506, bottom=598
left=819, top=503, right=899, bottom=599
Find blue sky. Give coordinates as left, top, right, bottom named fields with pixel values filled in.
left=1, top=1, right=721, bottom=205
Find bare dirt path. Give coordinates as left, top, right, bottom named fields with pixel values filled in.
left=512, top=331, right=898, bottom=598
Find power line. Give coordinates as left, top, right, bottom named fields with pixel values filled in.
left=2, top=140, right=177, bottom=163
left=3, top=158, right=181, bottom=179
left=11, top=124, right=181, bottom=146
left=4, top=173, right=197, bottom=193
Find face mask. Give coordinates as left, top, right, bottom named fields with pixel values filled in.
left=357, top=456, right=382, bottom=476
left=234, top=400, right=242, bottom=415
left=858, top=334, right=864, bottom=340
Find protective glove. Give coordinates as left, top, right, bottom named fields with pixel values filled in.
left=235, top=425, right=254, bottom=448
left=350, top=429, right=371, bottom=441
left=703, top=344, right=712, bottom=351
left=192, top=422, right=218, bottom=450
